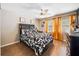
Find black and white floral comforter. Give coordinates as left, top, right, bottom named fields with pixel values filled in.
left=20, top=28, right=53, bottom=55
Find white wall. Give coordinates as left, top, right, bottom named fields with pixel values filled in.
left=0, top=10, right=1, bottom=47
left=1, top=9, right=19, bottom=46
left=0, top=10, right=1, bottom=55
left=0, top=4, right=1, bottom=55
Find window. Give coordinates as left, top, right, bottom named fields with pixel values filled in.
left=62, top=16, right=70, bottom=33
left=48, top=20, right=53, bottom=32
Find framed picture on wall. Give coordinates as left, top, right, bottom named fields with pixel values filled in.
left=19, top=17, right=26, bottom=24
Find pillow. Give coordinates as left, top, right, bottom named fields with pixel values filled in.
left=22, top=29, right=25, bottom=34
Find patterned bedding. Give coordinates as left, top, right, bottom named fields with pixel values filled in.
left=20, top=25, right=53, bottom=55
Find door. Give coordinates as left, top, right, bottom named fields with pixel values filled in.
left=53, top=17, right=62, bottom=41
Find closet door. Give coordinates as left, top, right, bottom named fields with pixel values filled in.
left=53, top=18, right=58, bottom=40
left=45, top=19, right=48, bottom=33
left=58, top=17, right=62, bottom=40
left=53, top=17, right=62, bottom=40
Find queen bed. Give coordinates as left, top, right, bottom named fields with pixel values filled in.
left=19, top=24, right=53, bottom=56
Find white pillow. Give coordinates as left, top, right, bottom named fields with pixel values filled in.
left=22, top=29, right=25, bottom=34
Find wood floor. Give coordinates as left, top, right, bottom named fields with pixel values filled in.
left=1, top=40, right=67, bottom=56
left=43, top=40, right=67, bottom=56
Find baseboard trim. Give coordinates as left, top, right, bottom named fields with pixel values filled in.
left=0, top=41, right=19, bottom=48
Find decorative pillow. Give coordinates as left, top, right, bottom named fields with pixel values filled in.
left=22, top=29, right=25, bottom=34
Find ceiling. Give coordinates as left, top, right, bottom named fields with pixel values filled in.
left=1, top=3, right=79, bottom=18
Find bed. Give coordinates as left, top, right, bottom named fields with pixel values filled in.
left=19, top=24, right=53, bottom=56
